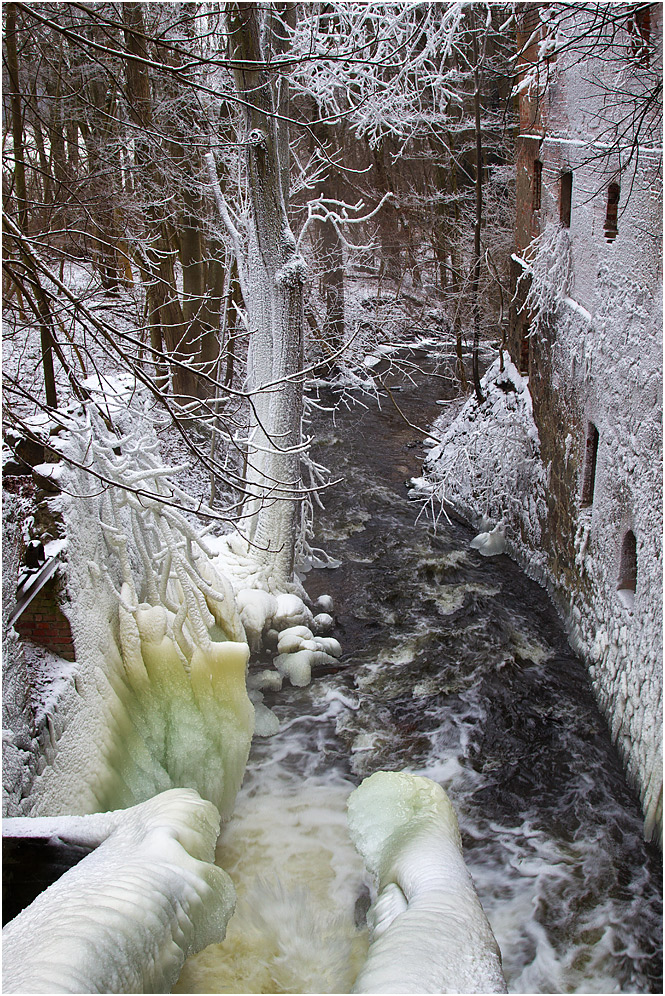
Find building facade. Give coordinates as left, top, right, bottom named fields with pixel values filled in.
left=509, top=3, right=663, bottom=842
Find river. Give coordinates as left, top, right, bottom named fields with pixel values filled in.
left=176, top=350, right=662, bottom=995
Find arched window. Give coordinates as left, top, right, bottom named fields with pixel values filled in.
left=605, top=183, right=620, bottom=241
left=617, top=529, right=637, bottom=608
left=581, top=423, right=599, bottom=506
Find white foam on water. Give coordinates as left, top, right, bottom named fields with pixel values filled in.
left=174, top=780, right=368, bottom=994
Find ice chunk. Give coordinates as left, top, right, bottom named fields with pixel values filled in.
left=273, top=649, right=337, bottom=687
left=315, top=637, right=342, bottom=658
left=312, top=612, right=334, bottom=634
left=347, top=771, right=507, bottom=994
left=236, top=589, right=277, bottom=651
left=2, top=789, right=235, bottom=995
left=247, top=669, right=283, bottom=692
left=274, top=593, right=313, bottom=629
left=277, top=625, right=315, bottom=654
left=470, top=522, right=506, bottom=557
left=253, top=701, right=281, bottom=737
left=315, top=594, right=334, bottom=613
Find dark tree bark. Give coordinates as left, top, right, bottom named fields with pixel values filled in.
left=5, top=3, right=29, bottom=234
left=471, top=30, right=485, bottom=406
left=121, top=2, right=194, bottom=404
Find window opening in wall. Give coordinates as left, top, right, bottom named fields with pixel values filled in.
left=533, top=159, right=542, bottom=211
left=627, top=5, right=651, bottom=64
left=519, top=319, right=530, bottom=374
left=560, top=170, right=572, bottom=227
left=617, top=529, right=637, bottom=608
left=604, top=182, right=620, bottom=241
left=581, top=422, right=599, bottom=506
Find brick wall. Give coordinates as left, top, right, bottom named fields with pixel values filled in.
left=14, top=578, right=76, bottom=662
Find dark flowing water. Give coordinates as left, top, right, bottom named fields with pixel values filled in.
left=178, top=354, right=662, bottom=995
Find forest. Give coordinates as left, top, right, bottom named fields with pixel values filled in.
left=2, top=3, right=663, bottom=995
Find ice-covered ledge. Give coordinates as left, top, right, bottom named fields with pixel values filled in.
left=347, top=771, right=507, bottom=994
left=2, top=789, right=235, bottom=995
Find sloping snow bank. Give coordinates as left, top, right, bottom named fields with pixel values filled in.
left=2, top=788, right=235, bottom=994
left=417, top=355, right=548, bottom=572
left=347, top=771, right=506, bottom=994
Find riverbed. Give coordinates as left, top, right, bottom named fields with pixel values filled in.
left=176, top=352, right=662, bottom=994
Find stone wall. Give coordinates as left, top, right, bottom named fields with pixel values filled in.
left=507, top=4, right=663, bottom=841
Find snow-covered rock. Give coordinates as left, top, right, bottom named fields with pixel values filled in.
left=312, top=612, right=335, bottom=634
left=314, top=594, right=334, bottom=614
left=273, top=649, right=337, bottom=687
left=469, top=522, right=507, bottom=557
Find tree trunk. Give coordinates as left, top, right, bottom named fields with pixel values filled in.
left=5, top=4, right=29, bottom=233
left=372, top=141, right=401, bottom=283
left=471, top=46, right=485, bottom=405
left=30, top=80, right=52, bottom=207
left=226, top=1, right=305, bottom=585
left=122, top=2, right=193, bottom=404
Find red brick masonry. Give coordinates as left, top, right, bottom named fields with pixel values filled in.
left=14, top=580, right=76, bottom=662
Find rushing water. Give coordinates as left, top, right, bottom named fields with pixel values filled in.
left=176, top=353, right=662, bottom=995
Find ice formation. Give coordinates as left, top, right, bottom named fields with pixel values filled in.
left=207, top=532, right=339, bottom=690
left=469, top=521, right=507, bottom=557
left=347, top=771, right=507, bottom=994
left=2, top=789, right=235, bottom=994
left=20, top=419, right=254, bottom=820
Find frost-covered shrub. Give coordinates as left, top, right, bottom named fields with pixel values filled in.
left=421, top=356, right=548, bottom=564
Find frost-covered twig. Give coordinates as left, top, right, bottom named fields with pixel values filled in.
left=517, top=221, right=572, bottom=331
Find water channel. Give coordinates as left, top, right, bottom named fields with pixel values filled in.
left=176, top=352, right=662, bottom=994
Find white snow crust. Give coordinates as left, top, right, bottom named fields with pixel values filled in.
left=2, top=788, right=235, bottom=994
left=347, top=771, right=507, bottom=994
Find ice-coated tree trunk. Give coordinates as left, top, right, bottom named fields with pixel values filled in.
left=226, top=1, right=305, bottom=586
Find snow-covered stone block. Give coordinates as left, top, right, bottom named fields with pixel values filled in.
left=348, top=771, right=506, bottom=994
left=2, top=789, right=235, bottom=995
